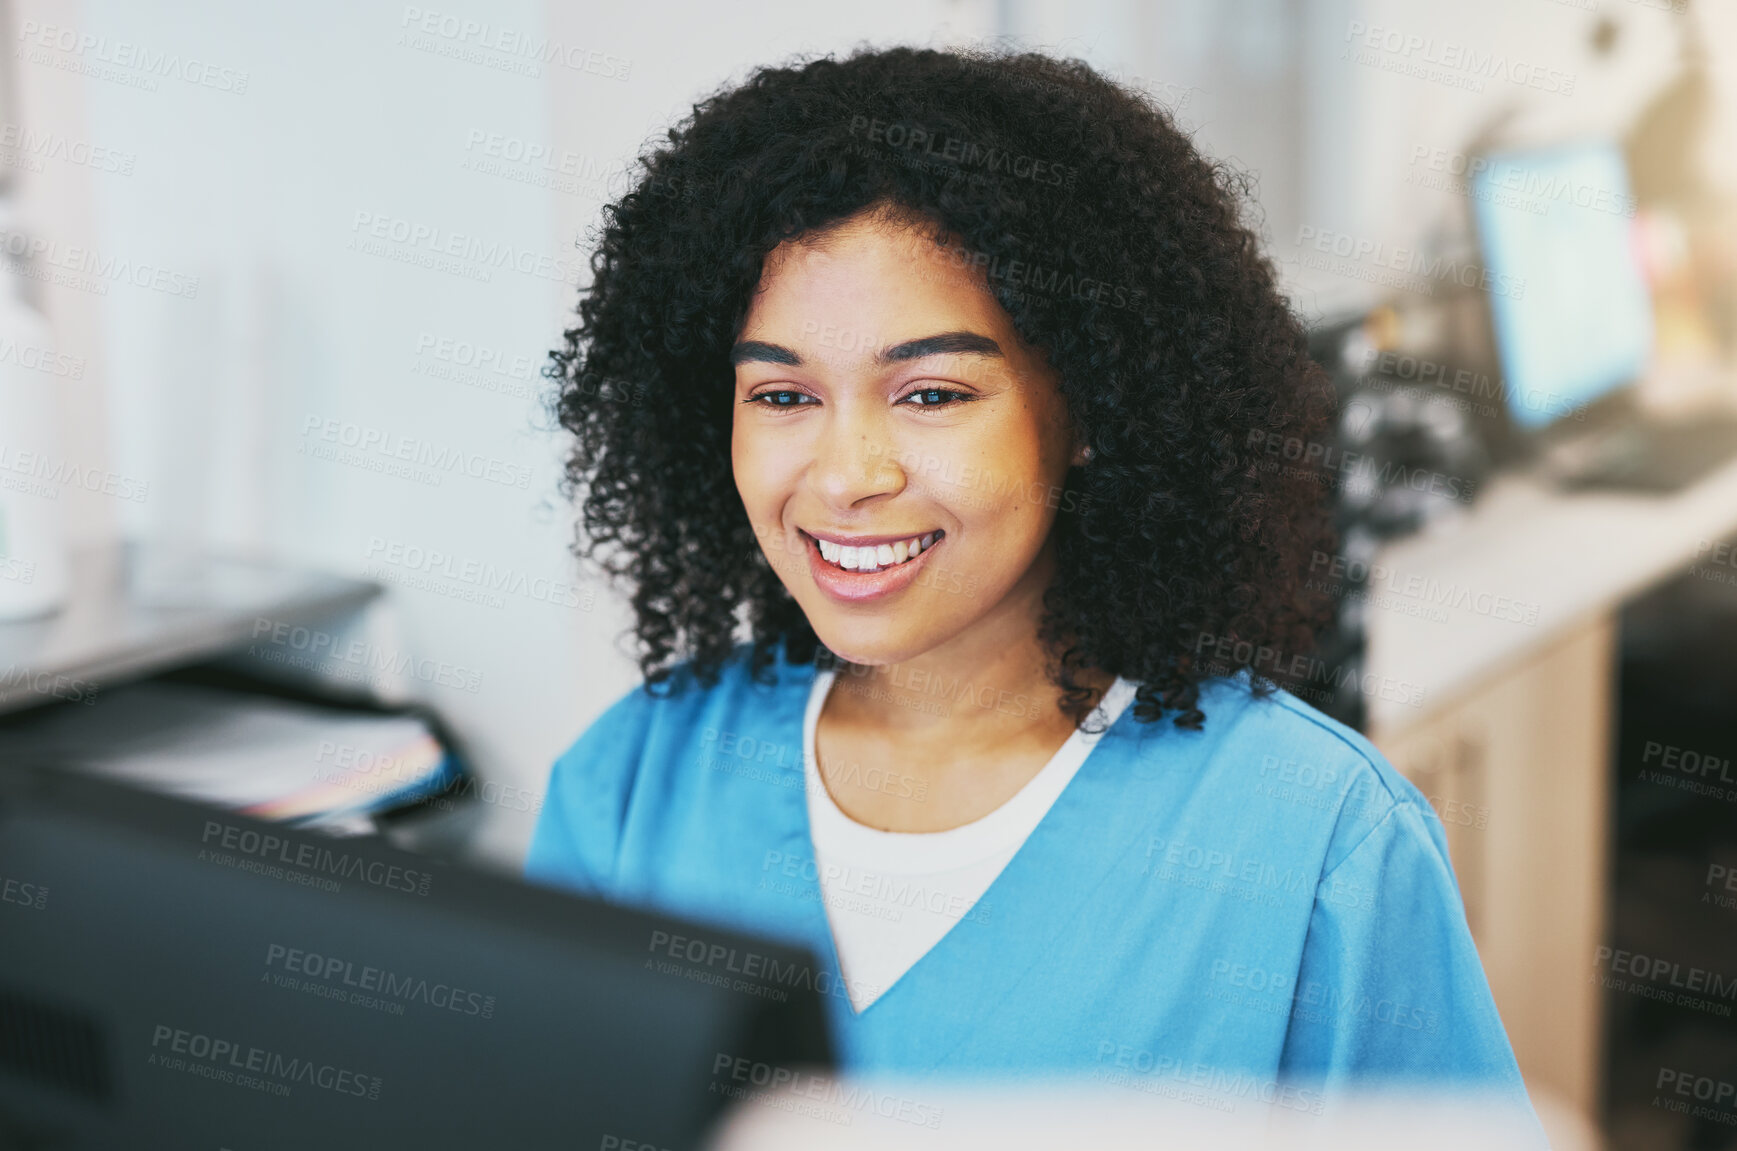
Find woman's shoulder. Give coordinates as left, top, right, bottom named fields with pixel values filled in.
left=1216, top=675, right=1424, bottom=801
left=553, top=642, right=813, bottom=773
left=1116, top=673, right=1443, bottom=876
left=525, top=643, right=813, bottom=889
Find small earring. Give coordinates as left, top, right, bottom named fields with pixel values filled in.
left=1079, top=446, right=1094, bottom=463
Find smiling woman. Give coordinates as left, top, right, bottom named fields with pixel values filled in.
left=527, top=46, right=1540, bottom=1125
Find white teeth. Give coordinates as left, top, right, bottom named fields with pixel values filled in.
left=813, top=532, right=941, bottom=573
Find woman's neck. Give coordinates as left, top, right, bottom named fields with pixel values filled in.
left=824, top=634, right=1108, bottom=744
left=814, top=567, right=1116, bottom=832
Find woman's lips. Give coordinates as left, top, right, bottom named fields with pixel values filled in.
left=804, top=530, right=944, bottom=604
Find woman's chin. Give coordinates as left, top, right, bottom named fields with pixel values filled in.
left=818, top=643, right=893, bottom=669
left=813, top=630, right=926, bottom=670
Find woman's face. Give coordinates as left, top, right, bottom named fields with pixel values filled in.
left=731, top=210, right=1084, bottom=668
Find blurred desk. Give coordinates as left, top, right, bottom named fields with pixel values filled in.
left=0, top=542, right=380, bottom=715
left=1362, top=452, right=1737, bottom=1120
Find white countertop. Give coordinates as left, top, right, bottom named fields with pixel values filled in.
left=1361, top=452, right=1737, bottom=732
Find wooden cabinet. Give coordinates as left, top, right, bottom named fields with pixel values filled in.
left=1368, top=612, right=1616, bottom=1117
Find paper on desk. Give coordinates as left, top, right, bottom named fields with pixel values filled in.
left=0, top=681, right=456, bottom=827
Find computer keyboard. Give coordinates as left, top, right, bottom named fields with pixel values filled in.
left=1542, top=416, right=1737, bottom=494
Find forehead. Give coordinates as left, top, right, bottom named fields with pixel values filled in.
left=745, top=215, right=1007, bottom=341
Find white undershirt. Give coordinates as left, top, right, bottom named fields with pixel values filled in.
left=803, top=667, right=1138, bottom=1012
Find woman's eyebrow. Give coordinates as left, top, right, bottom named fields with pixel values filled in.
left=876, top=331, right=1003, bottom=363
left=730, top=340, right=802, bottom=366
left=729, top=331, right=1003, bottom=367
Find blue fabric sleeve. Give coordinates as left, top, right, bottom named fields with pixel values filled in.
left=1279, top=799, right=1534, bottom=1108
left=523, top=683, right=653, bottom=897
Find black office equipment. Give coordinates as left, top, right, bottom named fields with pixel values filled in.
left=0, top=767, right=833, bottom=1150
left=1605, top=552, right=1737, bottom=1146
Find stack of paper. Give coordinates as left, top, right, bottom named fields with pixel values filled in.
left=0, top=681, right=458, bottom=832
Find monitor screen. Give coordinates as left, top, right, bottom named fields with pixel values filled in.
left=0, top=768, right=834, bottom=1150
left=1471, top=141, right=1653, bottom=430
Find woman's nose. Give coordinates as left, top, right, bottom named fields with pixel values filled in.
left=809, top=419, right=907, bottom=508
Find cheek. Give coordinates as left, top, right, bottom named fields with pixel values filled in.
left=731, top=422, right=807, bottom=566
left=730, top=419, right=777, bottom=513
left=946, top=423, right=1057, bottom=526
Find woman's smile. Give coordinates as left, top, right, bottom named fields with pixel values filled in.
left=802, top=528, right=946, bottom=603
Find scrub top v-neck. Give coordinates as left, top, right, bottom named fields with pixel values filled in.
left=525, top=643, right=1537, bottom=1123
left=803, top=666, right=1139, bottom=1012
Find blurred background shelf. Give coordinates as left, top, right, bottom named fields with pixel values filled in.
left=0, top=540, right=382, bottom=715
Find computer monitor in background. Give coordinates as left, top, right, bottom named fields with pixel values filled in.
left=0, top=767, right=833, bottom=1151
left=1471, top=140, right=1654, bottom=431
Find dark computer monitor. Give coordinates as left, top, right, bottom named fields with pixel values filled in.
left=1471, top=139, right=1653, bottom=431
left=0, top=767, right=832, bottom=1150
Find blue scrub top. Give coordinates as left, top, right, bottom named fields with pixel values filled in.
left=525, top=645, right=1535, bottom=1118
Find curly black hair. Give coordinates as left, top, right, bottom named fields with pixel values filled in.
left=549, top=46, right=1336, bottom=729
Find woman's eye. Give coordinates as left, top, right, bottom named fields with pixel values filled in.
left=748, top=389, right=817, bottom=408
left=901, top=387, right=972, bottom=408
